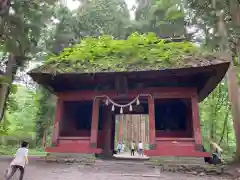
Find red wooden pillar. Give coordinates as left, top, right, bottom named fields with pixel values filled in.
left=90, top=98, right=100, bottom=148
left=103, top=108, right=113, bottom=157
left=191, top=95, right=203, bottom=151
left=51, top=98, right=63, bottom=147
left=118, top=116, right=123, bottom=142
left=148, top=96, right=156, bottom=150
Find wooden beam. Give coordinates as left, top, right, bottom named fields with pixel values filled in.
left=114, top=75, right=128, bottom=96
left=191, top=94, right=203, bottom=151
left=59, top=87, right=196, bottom=101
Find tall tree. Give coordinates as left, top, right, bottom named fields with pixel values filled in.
left=0, top=0, right=57, bottom=121
left=134, top=0, right=186, bottom=38
left=187, top=0, right=240, bottom=159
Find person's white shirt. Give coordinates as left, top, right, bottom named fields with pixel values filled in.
left=10, top=147, right=28, bottom=168
left=131, top=142, right=135, bottom=150
left=138, top=142, right=143, bottom=149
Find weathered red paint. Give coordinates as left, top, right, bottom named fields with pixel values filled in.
left=45, top=139, right=102, bottom=154
left=90, top=98, right=100, bottom=147
left=57, top=87, right=196, bottom=101
left=145, top=137, right=210, bottom=157
left=52, top=99, right=63, bottom=146
left=46, top=87, right=209, bottom=157
left=191, top=95, right=202, bottom=145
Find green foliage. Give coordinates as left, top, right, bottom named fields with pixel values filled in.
left=73, top=0, right=130, bottom=38
left=39, top=33, right=205, bottom=73
left=135, top=0, right=185, bottom=38
left=45, top=0, right=131, bottom=55
left=200, top=82, right=235, bottom=157
left=0, top=84, right=55, bottom=149
left=5, top=85, right=38, bottom=139
left=0, top=85, right=19, bottom=136
left=0, top=115, right=9, bottom=136
left=35, top=87, right=55, bottom=146
left=0, top=0, right=57, bottom=57
left=0, top=146, right=46, bottom=156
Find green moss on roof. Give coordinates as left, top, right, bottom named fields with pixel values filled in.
left=31, top=32, right=227, bottom=74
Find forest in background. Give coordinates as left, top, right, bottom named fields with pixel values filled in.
left=0, top=0, right=239, bottom=161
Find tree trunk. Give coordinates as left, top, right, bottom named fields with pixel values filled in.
left=226, top=63, right=240, bottom=159
left=0, top=53, right=18, bottom=121
left=218, top=107, right=230, bottom=145
left=218, top=4, right=240, bottom=159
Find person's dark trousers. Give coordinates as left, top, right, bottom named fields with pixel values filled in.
left=131, top=149, right=135, bottom=156
left=118, top=149, right=121, bottom=154
left=5, top=165, right=24, bottom=180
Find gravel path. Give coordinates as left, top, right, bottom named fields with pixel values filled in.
left=0, top=159, right=230, bottom=180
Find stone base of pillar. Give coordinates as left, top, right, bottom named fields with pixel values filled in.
left=103, top=149, right=113, bottom=158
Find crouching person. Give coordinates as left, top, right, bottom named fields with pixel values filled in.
left=5, top=141, right=29, bottom=180
left=211, top=141, right=224, bottom=165
left=203, top=141, right=224, bottom=165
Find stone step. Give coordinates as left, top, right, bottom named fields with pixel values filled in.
left=149, top=156, right=205, bottom=165
left=45, top=153, right=96, bottom=164
left=94, top=162, right=158, bottom=174
left=93, top=159, right=224, bottom=175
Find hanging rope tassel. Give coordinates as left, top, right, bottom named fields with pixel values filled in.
left=105, top=99, right=109, bottom=105
left=129, top=105, right=133, bottom=111
left=136, top=98, right=140, bottom=105
left=120, top=107, right=123, bottom=114
left=95, top=95, right=147, bottom=113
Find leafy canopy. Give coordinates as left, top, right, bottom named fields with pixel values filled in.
left=40, top=32, right=207, bottom=73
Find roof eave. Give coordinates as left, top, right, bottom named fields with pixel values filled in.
left=198, top=62, right=230, bottom=102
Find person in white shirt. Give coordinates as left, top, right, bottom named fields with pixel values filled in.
left=138, top=141, right=144, bottom=156
left=5, top=141, right=29, bottom=180
left=117, top=142, right=122, bottom=154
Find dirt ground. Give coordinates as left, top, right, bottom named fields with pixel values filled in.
left=0, top=159, right=232, bottom=180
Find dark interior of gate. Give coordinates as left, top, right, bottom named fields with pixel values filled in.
left=155, top=98, right=192, bottom=137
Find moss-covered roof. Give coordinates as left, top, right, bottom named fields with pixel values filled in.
left=29, top=33, right=229, bottom=75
